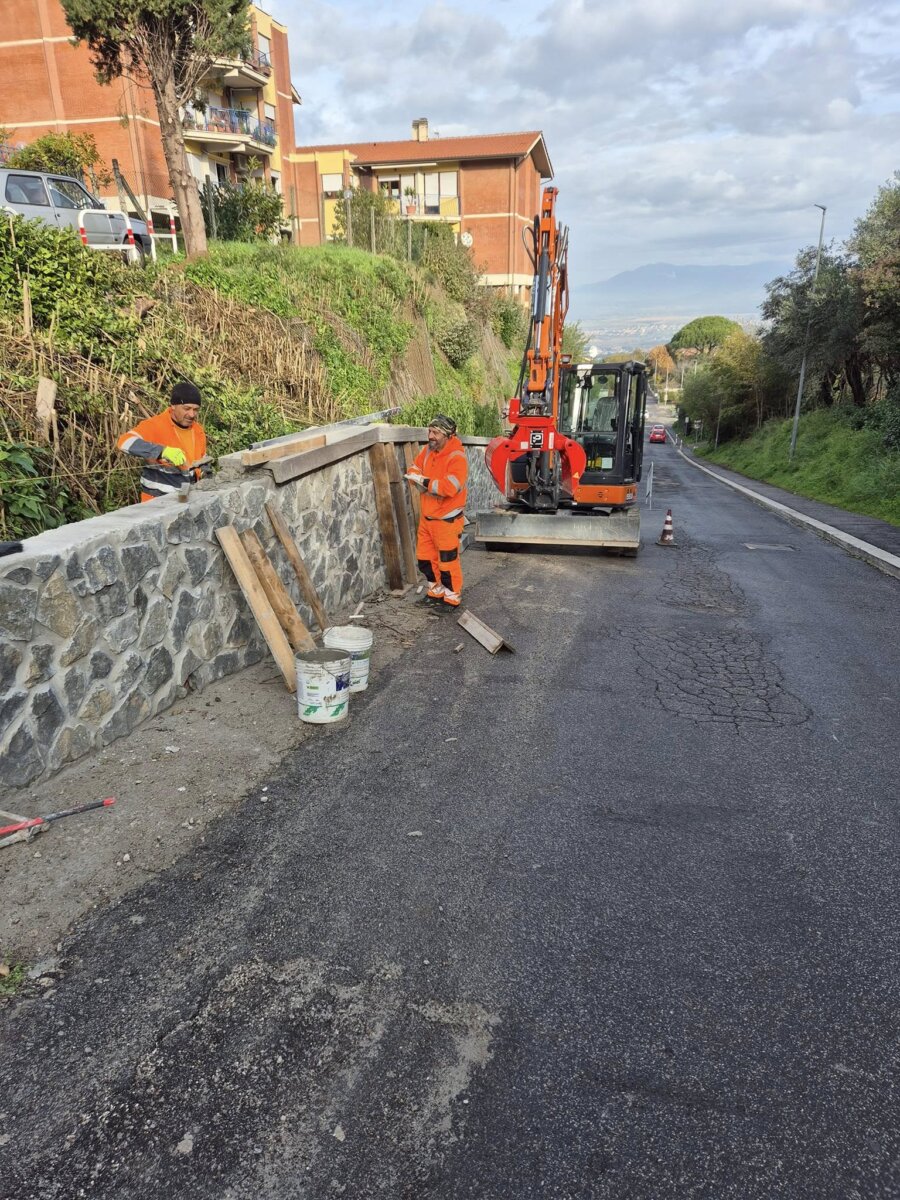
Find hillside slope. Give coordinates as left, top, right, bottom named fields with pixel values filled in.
left=0, top=230, right=516, bottom=538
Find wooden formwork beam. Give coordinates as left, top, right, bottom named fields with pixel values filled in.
left=238, top=528, right=316, bottom=652
left=368, top=442, right=405, bottom=591
left=265, top=503, right=329, bottom=633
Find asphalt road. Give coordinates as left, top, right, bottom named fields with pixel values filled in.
left=3, top=441, right=899, bottom=1199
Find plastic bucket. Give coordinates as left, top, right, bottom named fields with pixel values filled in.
left=323, top=625, right=375, bottom=693
left=295, top=649, right=351, bottom=724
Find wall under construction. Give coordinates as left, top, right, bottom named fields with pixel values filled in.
left=0, top=428, right=495, bottom=789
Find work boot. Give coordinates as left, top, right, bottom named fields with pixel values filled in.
left=427, top=583, right=446, bottom=600
left=442, top=589, right=461, bottom=607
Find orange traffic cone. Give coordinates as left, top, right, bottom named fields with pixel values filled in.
left=657, top=508, right=676, bottom=546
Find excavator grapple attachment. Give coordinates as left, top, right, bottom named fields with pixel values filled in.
left=475, top=507, right=641, bottom=551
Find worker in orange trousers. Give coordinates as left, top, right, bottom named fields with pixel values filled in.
left=406, top=414, right=468, bottom=607
left=117, top=381, right=209, bottom=501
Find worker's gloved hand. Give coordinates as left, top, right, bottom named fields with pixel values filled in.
left=405, top=472, right=426, bottom=489
left=160, top=446, right=188, bottom=467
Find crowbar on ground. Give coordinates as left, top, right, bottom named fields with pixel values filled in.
left=0, top=797, right=116, bottom=847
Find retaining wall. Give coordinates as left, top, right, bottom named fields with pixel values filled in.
left=0, top=428, right=496, bottom=789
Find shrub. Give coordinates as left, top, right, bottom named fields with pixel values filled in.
left=204, top=180, right=284, bottom=242
left=491, top=294, right=526, bottom=349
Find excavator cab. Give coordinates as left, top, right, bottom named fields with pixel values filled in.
left=558, top=360, right=647, bottom=508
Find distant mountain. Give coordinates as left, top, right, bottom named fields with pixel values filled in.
left=570, top=261, right=788, bottom=321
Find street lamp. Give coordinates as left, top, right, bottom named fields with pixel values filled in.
left=789, top=204, right=827, bottom=461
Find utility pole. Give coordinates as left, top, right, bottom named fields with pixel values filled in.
left=789, top=204, right=827, bottom=462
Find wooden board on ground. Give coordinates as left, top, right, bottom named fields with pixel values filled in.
left=368, top=443, right=405, bottom=591
left=241, top=433, right=327, bottom=468
left=384, top=445, right=417, bottom=584
left=264, top=502, right=329, bottom=633
left=457, top=609, right=515, bottom=655
left=239, top=528, right=316, bottom=652
left=402, top=443, right=422, bottom=526
left=215, top=525, right=297, bottom=692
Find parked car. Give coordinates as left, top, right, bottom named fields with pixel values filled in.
left=649, top=425, right=667, bottom=443
left=0, top=168, right=151, bottom=262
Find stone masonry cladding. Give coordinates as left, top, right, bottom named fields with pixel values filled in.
left=0, top=438, right=497, bottom=789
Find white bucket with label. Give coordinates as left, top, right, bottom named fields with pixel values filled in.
left=323, top=625, right=375, bottom=693
left=295, top=649, right=351, bottom=724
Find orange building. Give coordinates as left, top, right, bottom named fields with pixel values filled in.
left=0, top=1, right=301, bottom=228
left=291, top=119, right=553, bottom=294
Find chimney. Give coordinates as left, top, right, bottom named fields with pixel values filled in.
left=411, top=117, right=429, bottom=142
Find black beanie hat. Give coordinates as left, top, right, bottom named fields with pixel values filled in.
left=171, top=381, right=202, bottom=406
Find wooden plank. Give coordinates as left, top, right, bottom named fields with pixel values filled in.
left=239, top=529, right=316, bottom=652
left=215, top=525, right=297, bottom=692
left=264, top=503, right=329, bottom=633
left=35, top=376, right=57, bottom=443
left=241, top=433, right=327, bottom=468
left=384, top=444, right=417, bottom=584
left=457, top=609, right=515, bottom=655
left=402, top=442, right=422, bottom=527
left=368, top=443, right=405, bottom=591
left=270, top=428, right=378, bottom=484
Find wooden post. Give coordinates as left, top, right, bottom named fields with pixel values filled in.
left=216, top=526, right=297, bottom=691
left=368, top=443, right=405, bottom=591
left=239, top=529, right=316, bottom=652
left=402, top=443, right=422, bottom=527
left=370, top=205, right=376, bottom=253
left=265, top=502, right=329, bottom=632
left=384, top=444, right=417, bottom=583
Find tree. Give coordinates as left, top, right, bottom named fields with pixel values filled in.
left=204, top=179, right=283, bottom=242
left=5, top=131, right=111, bottom=189
left=669, top=315, right=742, bottom=355
left=647, top=344, right=675, bottom=384
left=61, top=0, right=250, bottom=257
left=847, top=172, right=900, bottom=387
left=561, top=320, right=590, bottom=360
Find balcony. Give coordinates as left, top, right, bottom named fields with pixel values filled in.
left=182, top=107, right=277, bottom=155
left=207, top=48, right=272, bottom=89
left=389, top=193, right=460, bottom=220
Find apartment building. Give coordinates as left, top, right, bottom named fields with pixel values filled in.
left=0, top=1, right=301, bottom=221
left=292, top=119, right=553, bottom=293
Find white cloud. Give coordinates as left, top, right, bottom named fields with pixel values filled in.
left=277, top=0, right=900, bottom=294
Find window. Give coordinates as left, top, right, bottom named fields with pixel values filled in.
left=48, top=177, right=97, bottom=209
left=264, top=103, right=276, bottom=126
left=257, top=33, right=271, bottom=65
left=5, top=174, right=49, bottom=206
left=322, top=172, right=343, bottom=198
left=216, top=162, right=228, bottom=184
left=439, top=171, right=458, bottom=197
left=378, top=175, right=400, bottom=200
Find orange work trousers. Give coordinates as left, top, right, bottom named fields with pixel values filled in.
left=416, top=515, right=464, bottom=595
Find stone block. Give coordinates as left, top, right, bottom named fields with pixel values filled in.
left=99, top=690, right=150, bottom=746
left=184, top=546, right=210, bottom=586
left=0, top=581, right=38, bottom=641
left=158, top=553, right=186, bottom=600
left=138, top=598, right=170, bottom=650
left=165, top=509, right=198, bottom=545
left=115, top=652, right=146, bottom=697
left=95, top=581, right=128, bottom=622
left=80, top=546, right=119, bottom=594
left=0, top=643, right=22, bottom=692
left=134, top=585, right=149, bottom=622
left=186, top=616, right=224, bottom=661
left=0, top=724, right=45, bottom=787
left=0, top=690, right=27, bottom=729
left=59, top=617, right=99, bottom=667
left=3, top=566, right=32, bottom=586
left=143, top=646, right=174, bottom=695
left=25, top=643, right=55, bottom=686
left=175, top=647, right=202, bottom=687
left=30, top=686, right=66, bottom=747
left=104, top=611, right=140, bottom=653
left=89, top=650, right=113, bottom=681
left=80, top=683, right=114, bottom=722
left=35, top=570, right=81, bottom=639
left=121, top=542, right=161, bottom=589
left=47, top=723, right=95, bottom=773
left=64, top=667, right=87, bottom=712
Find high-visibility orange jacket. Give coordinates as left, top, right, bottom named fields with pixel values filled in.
left=412, top=436, right=468, bottom=521
left=117, top=410, right=207, bottom=500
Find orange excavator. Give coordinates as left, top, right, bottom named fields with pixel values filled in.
left=476, top=186, right=647, bottom=551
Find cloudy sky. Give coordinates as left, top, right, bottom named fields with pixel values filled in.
left=277, top=0, right=900, bottom=293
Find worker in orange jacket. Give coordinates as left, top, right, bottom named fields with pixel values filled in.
left=117, top=382, right=209, bottom=502
left=406, top=414, right=468, bottom=607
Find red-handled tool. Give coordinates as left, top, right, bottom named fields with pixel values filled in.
left=0, top=797, right=116, bottom=838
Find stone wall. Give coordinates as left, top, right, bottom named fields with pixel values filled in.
left=0, top=430, right=496, bottom=789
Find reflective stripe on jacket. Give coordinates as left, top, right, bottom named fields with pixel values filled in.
left=117, top=410, right=207, bottom=498
left=413, top=436, right=468, bottom=520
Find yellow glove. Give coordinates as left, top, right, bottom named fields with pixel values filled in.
left=160, top=446, right=187, bottom=467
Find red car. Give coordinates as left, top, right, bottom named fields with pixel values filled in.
left=649, top=425, right=667, bottom=444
